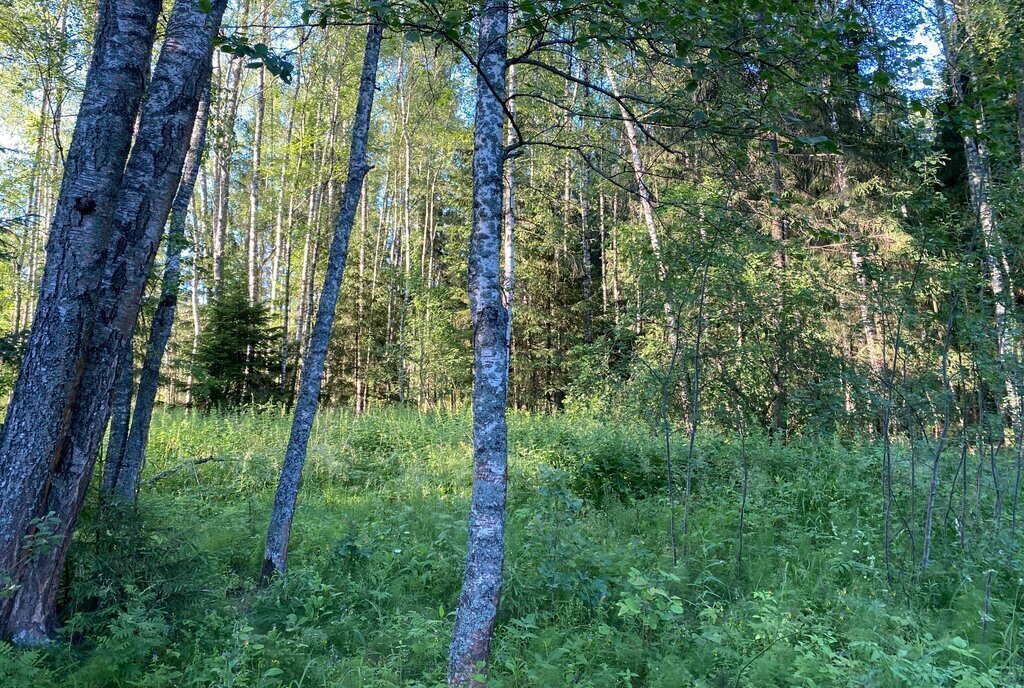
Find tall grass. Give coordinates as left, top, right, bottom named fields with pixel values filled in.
left=1, top=407, right=1020, bottom=687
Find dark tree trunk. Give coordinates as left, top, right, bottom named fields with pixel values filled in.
left=260, top=20, right=382, bottom=580
left=0, top=0, right=161, bottom=643
left=113, top=86, right=213, bottom=499
left=448, top=1, right=510, bottom=683
left=0, top=0, right=226, bottom=643
left=101, top=350, right=134, bottom=492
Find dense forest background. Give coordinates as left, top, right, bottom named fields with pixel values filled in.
left=1, top=0, right=1023, bottom=684
left=0, top=0, right=964, bottom=425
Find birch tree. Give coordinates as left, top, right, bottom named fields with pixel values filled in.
left=109, top=85, right=214, bottom=499
left=0, top=0, right=162, bottom=643
left=261, top=19, right=383, bottom=579
left=448, top=0, right=510, bottom=682
left=0, top=0, right=226, bottom=642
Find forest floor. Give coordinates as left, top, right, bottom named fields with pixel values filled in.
left=1, top=408, right=1021, bottom=687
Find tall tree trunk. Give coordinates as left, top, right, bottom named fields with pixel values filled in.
left=767, top=134, right=788, bottom=436
left=397, top=80, right=413, bottom=403
left=292, top=225, right=322, bottom=403
left=113, top=86, right=212, bottom=499
left=937, top=0, right=1019, bottom=423
left=0, top=0, right=161, bottom=643
left=101, top=349, right=134, bottom=492
left=260, top=20, right=382, bottom=579
left=16, top=79, right=51, bottom=334
left=355, top=179, right=369, bottom=412
left=0, top=0, right=224, bottom=643
left=280, top=234, right=292, bottom=389
left=448, top=1, right=509, bottom=683
left=248, top=46, right=266, bottom=304
left=503, top=51, right=516, bottom=391
left=291, top=189, right=318, bottom=386
left=609, top=194, right=621, bottom=327
left=186, top=213, right=203, bottom=406
left=211, top=1, right=248, bottom=290
left=271, top=72, right=301, bottom=308
left=580, top=187, right=594, bottom=344
left=599, top=192, right=608, bottom=317
left=603, top=63, right=675, bottom=341
left=362, top=169, right=389, bottom=409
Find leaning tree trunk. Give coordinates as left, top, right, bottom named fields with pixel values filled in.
left=448, top=1, right=510, bottom=684
left=260, top=20, right=383, bottom=580
left=112, top=86, right=213, bottom=499
left=0, top=0, right=161, bottom=643
left=603, top=63, right=676, bottom=344
left=101, top=351, right=135, bottom=492
left=936, top=0, right=1019, bottom=423
left=0, top=0, right=226, bottom=643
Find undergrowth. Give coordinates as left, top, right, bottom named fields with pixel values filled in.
left=1, top=406, right=1022, bottom=687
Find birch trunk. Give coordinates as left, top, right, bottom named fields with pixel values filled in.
left=114, top=86, right=213, bottom=499
left=0, top=0, right=161, bottom=643
left=397, top=75, right=413, bottom=402
left=186, top=215, right=202, bottom=406
left=248, top=53, right=266, bottom=304
left=101, top=350, right=134, bottom=492
left=503, top=53, right=516, bottom=381
left=271, top=74, right=301, bottom=307
left=936, top=0, right=1019, bottom=422
left=580, top=187, right=594, bottom=344
left=603, top=63, right=675, bottom=341
left=355, top=181, right=368, bottom=412
left=260, top=21, right=382, bottom=579
left=211, top=2, right=247, bottom=290
left=448, top=1, right=510, bottom=682
left=0, top=0, right=225, bottom=642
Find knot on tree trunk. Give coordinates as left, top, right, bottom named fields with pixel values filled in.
left=74, top=193, right=97, bottom=226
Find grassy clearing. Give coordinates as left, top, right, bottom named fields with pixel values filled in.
left=1, top=407, right=1022, bottom=687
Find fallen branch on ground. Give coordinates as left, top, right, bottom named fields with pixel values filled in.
left=146, top=456, right=230, bottom=485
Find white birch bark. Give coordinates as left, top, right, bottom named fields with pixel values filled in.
left=261, top=20, right=382, bottom=578
left=448, top=0, right=510, bottom=682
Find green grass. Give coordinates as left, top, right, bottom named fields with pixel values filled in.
left=1, top=407, right=1022, bottom=687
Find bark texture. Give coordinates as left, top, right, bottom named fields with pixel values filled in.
left=101, top=351, right=135, bottom=492
left=113, top=86, right=213, bottom=499
left=0, top=0, right=161, bottom=643
left=448, top=1, right=510, bottom=683
left=0, top=0, right=225, bottom=642
left=260, top=21, right=382, bottom=580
